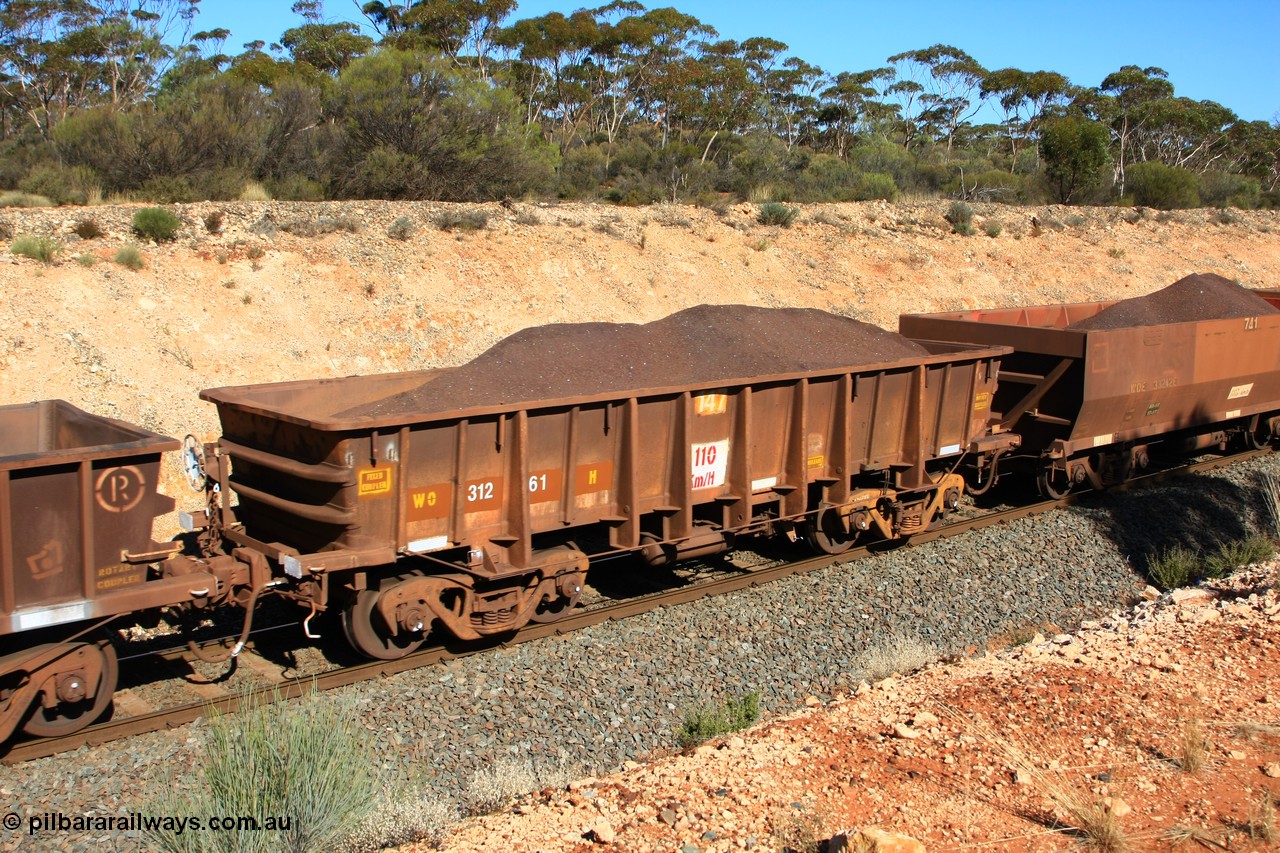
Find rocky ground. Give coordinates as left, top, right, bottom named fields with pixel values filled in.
left=2, top=199, right=1279, bottom=852
left=428, top=561, right=1280, bottom=852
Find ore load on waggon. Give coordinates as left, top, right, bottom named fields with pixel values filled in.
left=900, top=274, right=1280, bottom=497
left=196, top=305, right=1012, bottom=657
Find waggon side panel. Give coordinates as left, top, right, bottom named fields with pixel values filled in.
left=901, top=305, right=1280, bottom=458
left=206, top=343, right=1010, bottom=572
left=0, top=401, right=182, bottom=635
left=1068, top=314, right=1280, bottom=453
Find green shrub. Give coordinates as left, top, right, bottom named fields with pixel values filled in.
left=984, top=220, right=1003, bottom=238
left=854, top=172, right=899, bottom=202
left=75, top=253, right=97, bottom=267
left=139, top=175, right=196, bottom=204
left=945, top=201, right=974, bottom=235
left=132, top=207, right=182, bottom=242
left=1262, top=472, right=1280, bottom=540
left=757, top=202, right=797, bottom=227
left=1127, top=162, right=1200, bottom=209
left=114, top=243, right=145, bottom=270
left=387, top=215, right=416, bottom=241
left=73, top=218, right=104, bottom=239
left=1147, top=545, right=1201, bottom=590
left=0, top=191, right=54, bottom=208
left=676, top=691, right=761, bottom=749
left=1199, top=170, right=1260, bottom=209
left=1204, top=535, right=1275, bottom=578
left=20, top=164, right=100, bottom=205
left=11, top=235, right=62, bottom=263
left=268, top=174, right=326, bottom=202
left=434, top=209, right=489, bottom=232
left=145, top=690, right=377, bottom=853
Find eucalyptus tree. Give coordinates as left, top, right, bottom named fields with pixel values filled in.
left=1127, top=96, right=1236, bottom=174
left=885, top=44, right=986, bottom=150
left=495, top=8, right=601, bottom=151
left=980, top=67, right=1071, bottom=168
left=1097, top=64, right=1174, bottom=194
left=0, top=0, right=200, bottom=138
left=813, top=68, right=895, bottom=157
left=761, top=55, right=825, bottom=151
left=281, top=1, right=373, bottom=75
left=1226, top=119, right=1280, bottom=193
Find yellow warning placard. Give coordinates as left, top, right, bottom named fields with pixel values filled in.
left=358, top=467, right=393, bottom=497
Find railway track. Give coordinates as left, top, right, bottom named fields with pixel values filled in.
left=4, top=448, right=1268, bottom=764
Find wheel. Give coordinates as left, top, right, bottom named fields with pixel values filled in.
left=529, top=574, right=584, bottom=624
left=1244, top=416, right=1274, bottom=450
left=21, top=639, right=118, bottom=738
left=341, top=582, right=426, bottom=661
left=1037, top=466, right=1073, bottom=499
left=802, top=506, right=857, bottom=555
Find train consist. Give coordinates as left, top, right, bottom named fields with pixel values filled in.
left=1, top=274, right=1278, bottom=742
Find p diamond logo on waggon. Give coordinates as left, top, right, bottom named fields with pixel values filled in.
left=94, top=466, right=146, bottom=513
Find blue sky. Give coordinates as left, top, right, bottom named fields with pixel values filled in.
left=198, top=0, right=1279, bottom=122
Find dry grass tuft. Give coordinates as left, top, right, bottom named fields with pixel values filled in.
left=861, top=635, right=938, bottom=681
left=943, top=706, right=1129, bottom=851
left=1179, top=718, right=1208, bottom=774
left=343, top=786, right=457, bottom=852
left=1229, top=720, right=1280, bottom=741
left=239, top=181, right=271, bottom=201
left=1262, top=471, right=1280, bottom=540
left=1164, top=824, right=1227, bottom=848
left=464, top=756, right=574, bottom=815
left=1249, top=790, right=1277, bottom=842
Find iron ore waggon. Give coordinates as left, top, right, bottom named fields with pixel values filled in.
left=0, top=401, right=184, bottom=739
left=193, top=306, right=1011, bottom=659
left=900, top=274, right=1280, bottom=496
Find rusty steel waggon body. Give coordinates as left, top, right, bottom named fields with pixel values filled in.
left=194, top=340, right=1008, bottom=658
left=0, top=402, right=192, bottom=740
left=1, top=287, right=1277, bottom=745
left=901, top=301, right=1280, bottom=496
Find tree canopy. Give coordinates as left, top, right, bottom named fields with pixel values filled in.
left=1, top=0, right=1275, bottom=208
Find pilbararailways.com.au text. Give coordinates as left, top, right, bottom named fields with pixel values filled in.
left=16, top=811, right=291, bottom=835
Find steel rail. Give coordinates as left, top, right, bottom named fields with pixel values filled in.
left=3, top=447, right=1268, bottom=764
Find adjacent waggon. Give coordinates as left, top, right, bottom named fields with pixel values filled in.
left=0, top=277, right=1276, bottom=744
left=901, top=274, right=1280, bottom=496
